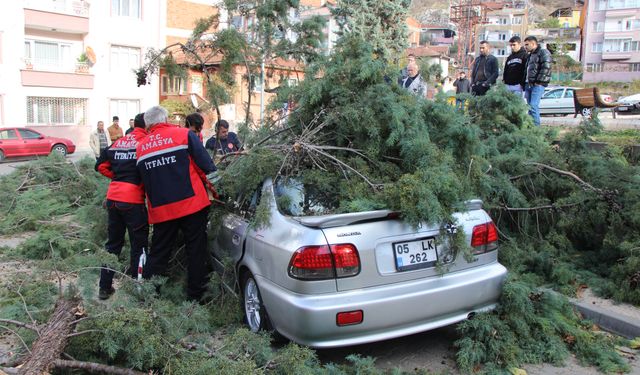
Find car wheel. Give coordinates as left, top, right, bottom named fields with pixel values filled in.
left=0, top=149, right=4, bottom=162
left=581, top=107, right=593, bottom=118
left=51, top=144, right=67, bottom=156
left=242, top=271, right=270, bottom=333
left=240, top=271, right=286, bottom=343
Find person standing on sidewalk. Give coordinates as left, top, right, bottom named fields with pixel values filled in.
left=524, top=36, right=552, bottom=126
left=95, top=113, right=149, bottom=300
left=108, top=116, right=124, bottom=142
left=136, top=106, right=216, bottom=302
left=503, top=36, right=527, bottom=97
left=89, top=121, right=109, bottom=160
left=471, top=41, right=499, bottom=96
left=453, top=71, right=471, bottom=109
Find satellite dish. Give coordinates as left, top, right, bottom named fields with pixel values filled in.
left=85, top=46, right=96, bottom=65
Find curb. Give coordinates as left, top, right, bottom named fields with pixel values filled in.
left=571, top=300, right=640, bottom=339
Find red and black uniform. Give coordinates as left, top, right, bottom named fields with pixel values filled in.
left=95, top=128, right=149, bottom=290
left=136, top=123, right=216, bottom=300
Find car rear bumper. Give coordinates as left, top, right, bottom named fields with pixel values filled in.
left=257, top=261, right=507, bottom=348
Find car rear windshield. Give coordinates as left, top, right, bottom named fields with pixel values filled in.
left=274, top=178, right=337, bottom=217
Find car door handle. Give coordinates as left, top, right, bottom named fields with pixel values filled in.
left=232, top=234, right=241, bottom=245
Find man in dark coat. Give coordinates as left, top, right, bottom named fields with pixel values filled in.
left=524, top=36, right=553, bottom=126
left=471, top=41, right=499, bottom=96
left=503, top=36, right=528, bottom=96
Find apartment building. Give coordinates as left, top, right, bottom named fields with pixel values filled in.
left=475, top=2, right=529, bottom=67
left=161, top=0, right=305, bottom=129
left=0, top=0, right=161, bottom=150
left=581, top=0, right=640, bottom=82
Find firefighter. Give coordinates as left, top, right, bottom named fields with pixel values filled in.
left=136, top=106, right=216, bottom=301
left=95, top=113, right=149, bottom=300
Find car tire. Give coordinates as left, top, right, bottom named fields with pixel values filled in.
left=240, top=271, right=286, bottom=343
left=581, top=107, right=593, bottom=118
left=0, top=149, right=4, bottom=162
left=51, top=144, right=67, bottom=156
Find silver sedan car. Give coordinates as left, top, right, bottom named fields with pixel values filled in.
left=211, top=178, right=507, bottom=348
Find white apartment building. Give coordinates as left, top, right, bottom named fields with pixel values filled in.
left=0, top=0, right=162, bottom=151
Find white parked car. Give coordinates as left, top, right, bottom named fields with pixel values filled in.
left=616, top=93, right=640, bottom=115
left=539, top=86, right=577, bottom=116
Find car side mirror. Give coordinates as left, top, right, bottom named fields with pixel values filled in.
left=38, top=135, right=44, bottom=139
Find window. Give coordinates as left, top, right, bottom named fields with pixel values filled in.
left=594, top=22, right=604, bottom=32
left=0, top=129, right=18, bottom=140
left=499, top=33, right=507, bottom=41
left=191, top=76, right=203, bottom=96
left=110, top=45, right=140, bottom=72
left=499, top=18, right=508, bottom=25
left=109, top=99, right=140, bottom=123
left=592, top=42, right=603, bottom=52
left=512, top=17, right=522, bottom=25
left=543, top=89, right=564, bottom=99
left=603, top=38, right=632, bottom=52
left=626, top=19, right=640, bottom=30
left=631, top=41, right=640, bottom=51
left=597, top=0, right=608, bottom=10
left=111, top=0, right=140, bottom=18
left=630, top=63, right=640, bottom=72
left=26, top=97, right=87, bottom=125
left=18, top=129, right=41, bottom=139
left=586, top=63, right=604, bottom=72
left=608, top=0, right=640, bottom=8
left=564, top=90, right=574, bottom=98
left=251, top=75, right=263, bottom=92
left=24, top=39, right=72, bottom=68
left=495, top=49, right=507, bottom=56
left=161, top=75, right=186, bottom=94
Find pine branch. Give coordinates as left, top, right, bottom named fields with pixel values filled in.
left=523, top=162, right=601, bottom=193
left=0, top=319, right=39, bottom=332
left=492, top=202, right=584, bottom=212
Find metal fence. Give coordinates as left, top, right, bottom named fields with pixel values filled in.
left=26, top=97, right=87, bottom=126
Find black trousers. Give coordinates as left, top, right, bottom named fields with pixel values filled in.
left=471, top=83, right=490, bottom=96
left=143, top=207, right=210, bottom=300
left=100, top=200, right=149, bottom=289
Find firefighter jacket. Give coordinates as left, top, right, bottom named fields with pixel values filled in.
left=136, top=123, right=216, bottom=224
left=95, top=127, right=148, bottom=204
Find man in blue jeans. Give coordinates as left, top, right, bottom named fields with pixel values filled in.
left=523, top=36, right=552, bottom=126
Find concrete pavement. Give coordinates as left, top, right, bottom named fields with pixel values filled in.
left=541, top=112, right=640, bottom=129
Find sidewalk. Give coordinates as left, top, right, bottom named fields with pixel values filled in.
left=541, top=113, right=640, bottom=130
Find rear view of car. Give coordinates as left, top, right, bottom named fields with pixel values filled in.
left=212, top=178, right=507, bottom=348
left=616, top=94, right=640, bottom=115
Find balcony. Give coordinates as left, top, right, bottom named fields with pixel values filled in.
left=601, top=51, right=632, bottom=60
left=21, top=59, right=93, bottom=89
left=24, top=0, right=89, bottom=34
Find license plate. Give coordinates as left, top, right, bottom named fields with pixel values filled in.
left=393, top=237, right=438, bottom=271
left=618, top=106, right=629, bottom=111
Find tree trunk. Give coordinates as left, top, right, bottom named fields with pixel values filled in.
left=52, top=360, right=147, bottom=375
left=18, top=297, right=79, bottom=375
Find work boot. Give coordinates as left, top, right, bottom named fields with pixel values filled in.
left=98, top=287, right=115, bottom=300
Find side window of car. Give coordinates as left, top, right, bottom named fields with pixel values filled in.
left=0, top=130, right=18, bottom=140
left=564, top=90, right=574, bottom=98
left=235, top=183, right=263, bottom=219
left=18, top=129, right=41, bottom=139
left=543, top=89, right=563, bottom=99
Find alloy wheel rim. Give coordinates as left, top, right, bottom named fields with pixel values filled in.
left=244, top=278, right=261, bottom=332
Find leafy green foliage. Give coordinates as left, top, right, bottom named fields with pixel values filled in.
left=455, top=279, right=630, bottom=374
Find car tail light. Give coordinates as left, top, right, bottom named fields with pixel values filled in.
left=471, top=222, right=499, bottom=254
left=336, top=310, right=363, bottom=326
left=331, top=244, right=360, bottom=278
left=289, top=244, right=360, bottom=280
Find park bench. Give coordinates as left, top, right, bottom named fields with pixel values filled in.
left=573, top=87, right=619, bottom=118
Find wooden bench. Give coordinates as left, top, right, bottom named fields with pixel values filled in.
left=573, top=87, right=619, bottom=118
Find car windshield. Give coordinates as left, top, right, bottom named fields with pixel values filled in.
left=274, top=178, right=337, bottom=217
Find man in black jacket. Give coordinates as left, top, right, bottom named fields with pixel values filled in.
left=503, top=36, right=527, bottom=97
left=471, top=41, right=499, bottom=96
left=453, top=71, right=471, bottom=109
left=524, top=36, right=553, bottom=126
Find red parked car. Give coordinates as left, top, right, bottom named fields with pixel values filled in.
left=0, top=127, right=76, bottom=161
